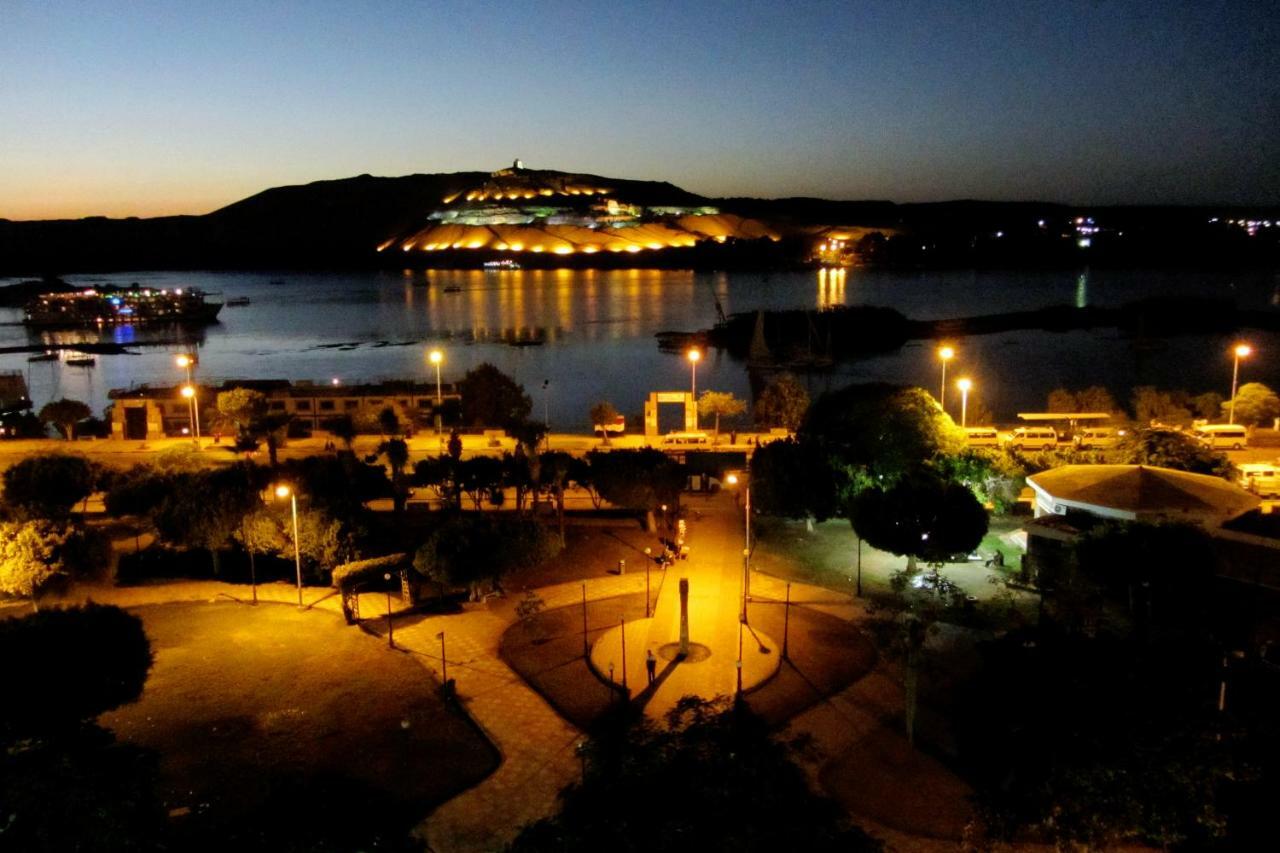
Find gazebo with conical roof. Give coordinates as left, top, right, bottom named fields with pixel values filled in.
left=1027, top=464, right=1259, bottom=526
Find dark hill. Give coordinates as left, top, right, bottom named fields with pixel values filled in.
left=1, top=168, right=1275, bottom=274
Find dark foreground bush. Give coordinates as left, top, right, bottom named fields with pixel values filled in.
left=0, top=603, right=151, bottom=739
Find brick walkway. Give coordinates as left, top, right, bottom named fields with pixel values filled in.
left=364, top=573, right=648, bottom=853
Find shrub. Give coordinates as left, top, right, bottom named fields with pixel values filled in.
left=0, top=603, right=151, bottom=739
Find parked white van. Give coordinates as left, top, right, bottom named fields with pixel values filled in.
left=963, top=427, right=1000, bottom=447
left=1007, top=427, right=1059, bottom=451
left=1238, top=464, right=1280, bottom=498
left=1074, top=427, right=1124, bottom=449
left=661, top=431, right=711, bottom=449
left=1193, top=424, right=1248, bottom=450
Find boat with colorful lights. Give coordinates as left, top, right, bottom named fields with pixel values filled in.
left=23, top=287, right=222, bottom=328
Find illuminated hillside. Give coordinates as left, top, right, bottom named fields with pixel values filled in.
left=380, top=161, right=781, bottom=257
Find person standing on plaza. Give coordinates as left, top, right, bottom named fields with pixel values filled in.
left=646, top=649, right=657, bottom=684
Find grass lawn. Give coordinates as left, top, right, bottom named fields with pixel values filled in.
left=752, top=515, right=1031, bottom=603
left=500, top=592, right=647, bottom=728
left=506, top=523, right=664, bottom=591
left=100, top=601, right=497, bottom=849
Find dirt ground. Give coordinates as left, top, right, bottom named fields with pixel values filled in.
left=100, top=601, right=497, bottom=848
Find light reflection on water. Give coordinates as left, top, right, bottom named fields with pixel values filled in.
left=0, top=267, right=1275, bottom=429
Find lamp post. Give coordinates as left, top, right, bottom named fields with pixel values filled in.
left=180, top=385, right=200, bottom=443
left=957, top=378, right=972, bottom=428
left=428, top=349, right=444, bottom=434
left=727, top=473, right=751, bottom=622
left=687, top=348, right=701, bottom=428
left=1228, top=343, right=1252, bottom=424
left=542, top=379, right=551, bottom=450
left=275, top=485, right=303, bottom=608
left=383, top=572, right=395, bottom=648
left=937, top=345, right=955, bottom=412
left=643, top=547, right=652, bottom=618
left=176, top=355, right=200, bottom=443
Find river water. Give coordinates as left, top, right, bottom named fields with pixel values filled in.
left=1, top=267, right=1278, bottom=430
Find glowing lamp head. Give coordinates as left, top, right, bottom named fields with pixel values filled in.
left=175, top=354, right=191, bottom=368
left=957, top=378, right=972, bottom=392
left=1234, top=344, right=1252, bottom=359
left=331, top=378, right=340, bottom=386
left=180, top=385, right=195, bottom=399
left=429, top=349, right=443, bottom=365
left=726, top=473, right=739, bottom=486
left=274, top=485, right=291, bottom=499
left=938, top=346, right=955, bottom=361
left=687, top=349, right=701, bottom=364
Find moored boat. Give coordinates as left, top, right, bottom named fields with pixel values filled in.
left=23, top=287, right=222, bottom=328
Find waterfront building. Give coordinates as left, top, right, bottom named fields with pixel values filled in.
left=107, top=378, right=459, bottom=440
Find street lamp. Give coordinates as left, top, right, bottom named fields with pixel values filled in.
left=428, top=349, right=444, bottom=434
left=687, top=348, right=701, bottom=430
left=1228, top=343, right=1252, bottom=424
left=274, top=484, right=303, bottom=608
left=180, top=385, right=201, bottom=443
left=937, top=345, right=955, bottom=412
left=956, top=378, right=972, bottom=428
left=176, top=354, right=201, bottom=443
left=726, top=473, right=751, bottom=622
left=383, top=572, right=395, bottom=648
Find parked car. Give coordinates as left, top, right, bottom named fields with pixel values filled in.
left=1008, top=426, right=1059, bottom=451
left=1074, top=427, right=1124, bottom=449
left=1193, top=423, right=1248, bottom=450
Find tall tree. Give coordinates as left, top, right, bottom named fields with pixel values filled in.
left=322, top=413, right=357, bottom=449
left=801, top=383, right=966, bottom=488
left=589, top=401, right=621, bottom=446
left=458, top=362, right=532, bottom=429
left=1046, top=388, right=1078, bottom=413
left=1131, top=386, right=1192, bottom=426
left=1224, top=382, right=1280, bottom=427
left=377, top=437, right=411, bottom=512
left=457, top=455, right=506, bottom=511
left=216, top=387, right=267, bottom=435
left=586, top=449, right=684, bottom=531
left=150, top=465, right=263, bottom=575
left=413, top=516, right=559, bottom=601
left=2, top=453, right=96, bottom=519
left=1076, top=386, right=1118, bottom=413
left=697, top=390, right=747, bottom=438
left=754, top=373, right=810, bottom=431
left=510, top=697, right=880, bottom=853
left=849, top=471, right=989, bottom=573
left=749, top=438, right=839, bottom=529
left=38, top=397, right=91, bottom=440
left=1113, top=428, right=1234, bottom=479
left=538, top=450, right=575, bottom=545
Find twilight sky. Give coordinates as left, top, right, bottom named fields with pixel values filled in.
left=2, top=0, right=1277, bottom=219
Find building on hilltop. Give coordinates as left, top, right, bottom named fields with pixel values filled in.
left=107, top=378, right=459, bottom=440
left=378, top=162, right=780, bottom=258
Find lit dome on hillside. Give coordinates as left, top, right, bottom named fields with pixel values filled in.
left=379, top=161, right=779, bottom=256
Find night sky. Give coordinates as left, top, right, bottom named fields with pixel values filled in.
left=2, top=0, right=1277, bottom=219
